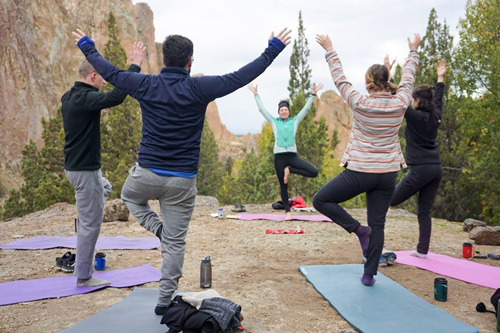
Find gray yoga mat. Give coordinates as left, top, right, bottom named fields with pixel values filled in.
left=299, top=264, right=478, bottom=333
left=61, top=288, right=168, bottom=333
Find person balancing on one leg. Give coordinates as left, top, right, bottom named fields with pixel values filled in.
left=389, top=59, right=448, bottom=259
left=61, top=39, right=146, bottom=287
left=313, top=32, right=421, bottom=286
left=247, top=83, right=322, bottom=220
left=72, top=27, right=291, bottom=313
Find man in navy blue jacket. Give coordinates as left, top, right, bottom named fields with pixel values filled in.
left=73, top=28, right=291, bottom=314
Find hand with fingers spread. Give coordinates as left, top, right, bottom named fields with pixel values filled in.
left=247, top=83, right=258, bottom=95
left=315, top=34, right=333, bottom=51
left=408, top=33, right=422, bottom=51
left=269, top=28, right=292, bottom=46
left=311, top=83, right=324, bottom=95
left=129, top=41, right=147, bottom=67
left=384, top=54, right=396, bottom=71
left=436, top=59, right=447, bottom=82
left=72, top=28, right=89, bottom=43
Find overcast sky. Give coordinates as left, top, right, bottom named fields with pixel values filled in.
left=133, top=0, right=467, bottom=135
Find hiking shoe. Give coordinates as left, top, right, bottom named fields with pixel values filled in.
left=55, top=251, right=72, bottom=271
left=61, top=253, right=76, bottom=273
left=155, top=305, right=168, bottom=315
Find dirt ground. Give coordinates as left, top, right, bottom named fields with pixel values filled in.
left=0, top=200, right=498, bottom=332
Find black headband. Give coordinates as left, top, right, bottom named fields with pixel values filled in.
left=278, top=101, right=290, bottom=110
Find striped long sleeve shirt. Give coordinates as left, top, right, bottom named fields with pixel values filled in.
left=325, top=49, right=420, bottom=173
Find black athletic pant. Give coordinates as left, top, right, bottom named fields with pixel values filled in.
left=313, top=169, right=397, bottom=275
left=391, top=164, right=442, bottom=254
left=274, top=153, right=318, bottom=212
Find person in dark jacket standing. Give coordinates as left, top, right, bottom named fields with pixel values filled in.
left=72, top=27, right=291, bottom=312
left=390, top=59, right=447, bottom=258
left=61, top=41, right=146, bottom=287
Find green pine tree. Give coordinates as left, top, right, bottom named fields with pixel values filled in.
left=197, top=120, right=225, bottom=197
left=100, top=12, right=142, bottom=198
left=287, top=11, right=337, bottom=203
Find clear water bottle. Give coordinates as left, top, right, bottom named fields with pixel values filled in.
left=217, top=207, right=225, bottom=219
left=200, top=256, right=212, bottom=288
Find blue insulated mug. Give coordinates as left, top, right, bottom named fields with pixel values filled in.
left=95, top=252, right=106, bottom=270
left=434, top=277, right=448, bottom=301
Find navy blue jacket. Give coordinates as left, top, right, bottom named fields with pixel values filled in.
left=79, top=37, right=285, bottom=173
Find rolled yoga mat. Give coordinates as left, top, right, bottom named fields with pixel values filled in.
left=299, top=264, right=478, bottom=333
left=237, top=213, right=332, bottom=222
left=0, top=236, right=160, bottom=250
left=395, top=250, right=500, bottom=289
left=61, top=288, right=166, bottom=333
left=0, top=265, right=161, bottom=306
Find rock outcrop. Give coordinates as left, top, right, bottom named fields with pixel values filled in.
left=0, top=0, right=162, bottom=181
left=463, top=218, right=487, bottom=232
left=469, top=226, right=500, bottom=245
left=103, top=199, right=129, bottom=222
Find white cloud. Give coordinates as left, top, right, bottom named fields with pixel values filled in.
left=133, top=0, right=467, bottom=134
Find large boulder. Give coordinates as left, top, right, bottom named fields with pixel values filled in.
left=470, top=226, right=500, bottom=245
left=194, top=196, right=219, bottom=209
left=103, top=200, right=129, bottom=222
left=463, top=218, right=487, bottom=232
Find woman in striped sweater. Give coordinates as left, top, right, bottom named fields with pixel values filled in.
left=247, top=83, right=323, bottom=220
left=313, top=34, right=421, bottom=286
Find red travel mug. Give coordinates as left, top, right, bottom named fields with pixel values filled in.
left=462, top=242, right=474, bottom=258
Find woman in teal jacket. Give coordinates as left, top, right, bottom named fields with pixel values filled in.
left=247, top=83, right=322, bottom=220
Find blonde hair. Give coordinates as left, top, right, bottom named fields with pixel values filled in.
left=365, top=64, right=398, bottom=94
left=78, top=59, right=96, bottom=79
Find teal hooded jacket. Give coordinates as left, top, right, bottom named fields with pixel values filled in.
left=254, top=94, right=315, bottom=154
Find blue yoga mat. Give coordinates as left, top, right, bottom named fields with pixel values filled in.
left=61, top=288, right=167, bottom=333
left=299, top=264, right=478, bottom=333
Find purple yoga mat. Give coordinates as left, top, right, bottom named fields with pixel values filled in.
left=237, top=213, right=332, bottom=222
left=0, top=236, right=160, bottom=250
left=0, top=265, right=161, bottom=306
left=395, top=251, right=500, bottom=289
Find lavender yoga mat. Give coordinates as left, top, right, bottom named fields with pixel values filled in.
left=395, top=251, right=500, bottom=289
left=0, top=265, right=161, bottom=306
left=237, top=213, right=332, bottom=222
left=0, top=236, right=160, bottom=250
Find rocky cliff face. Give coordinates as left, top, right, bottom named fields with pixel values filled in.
left=0, top=0, right=162, bottom=188
left=315, top=91, right=353, bottom=158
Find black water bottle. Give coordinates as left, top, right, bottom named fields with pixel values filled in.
left=200, top=256, right=212, bottom=288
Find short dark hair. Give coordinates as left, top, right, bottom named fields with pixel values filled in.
left=162, top=35, right=193, bottom=68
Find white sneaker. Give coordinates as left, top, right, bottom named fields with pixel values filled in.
left=409, top=251, right=427, bottom=259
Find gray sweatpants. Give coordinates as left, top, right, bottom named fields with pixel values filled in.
left=65, top=169, right=112, bottom=280
left=121, top=163, right=196, bottom=307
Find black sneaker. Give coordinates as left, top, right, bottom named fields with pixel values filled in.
left=61, top=253, right=76, bottom=273
left=55, top=251, right=72, bottom=271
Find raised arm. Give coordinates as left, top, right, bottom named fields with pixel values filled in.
left=316, top=34, right=362, bottom=110
left=73, top=29, right=149, bottom=99
left=196, top=28, right=292, bottom=103
left=295, top=83, right=323, bottom=124
left=434, top=59, right=447, bottom=119
left=395, top=34, right=421, bottom=106
left=82, top=63, right=141, bottom=109
left=247, top=83, right=275, bottom=124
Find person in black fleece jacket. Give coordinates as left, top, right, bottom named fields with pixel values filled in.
left=72, top=27, right=291, bottom=313
left=61, top=41, right=145, bottom=287
left=390, top=59, right=448, bottom=258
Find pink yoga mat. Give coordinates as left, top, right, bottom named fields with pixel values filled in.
left=0, top=265, right=161, bottom=306
left=237, top=213, right=332, bottom=222
left=395, top=251, right=500, bottom=289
